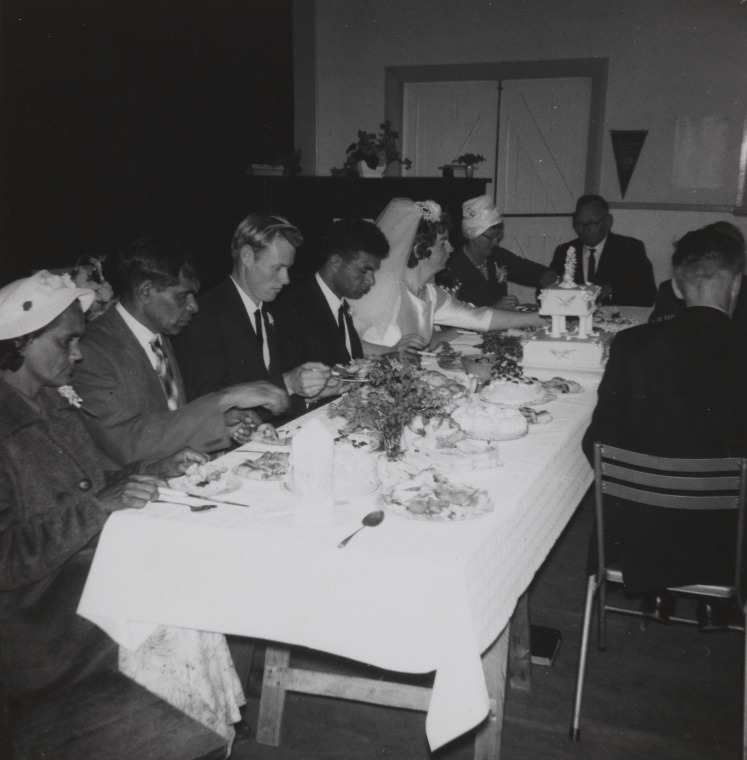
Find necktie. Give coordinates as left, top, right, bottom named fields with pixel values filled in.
left=254, top=306, right=271, bottom=371
left=151, top=337, right=179, bottom=411
left=587, top=248, right=597, bottom=283
left=338, top=300, right=362, bottom=360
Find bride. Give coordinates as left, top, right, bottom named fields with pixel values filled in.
left=351, top=198, right=545, bottom=354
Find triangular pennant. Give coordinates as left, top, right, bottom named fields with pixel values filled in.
left=610, top=130, right=647, bottom=198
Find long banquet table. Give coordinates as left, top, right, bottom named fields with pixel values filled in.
left=78, top=352, right=601, bottom=754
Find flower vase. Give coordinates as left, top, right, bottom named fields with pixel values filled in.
left=464, top=164, right=475, bottom=179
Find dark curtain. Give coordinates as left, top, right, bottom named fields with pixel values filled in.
left=0, top=0, right=294, bottom=287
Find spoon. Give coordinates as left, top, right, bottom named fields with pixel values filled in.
left=337, top=510, right=385, bottom=548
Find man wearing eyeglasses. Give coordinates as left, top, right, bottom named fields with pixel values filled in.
left=550, top=194, right=656, bottom=306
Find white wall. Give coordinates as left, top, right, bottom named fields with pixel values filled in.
left=303, top=0, right=747, bottom=286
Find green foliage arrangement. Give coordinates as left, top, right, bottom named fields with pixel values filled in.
left=335, top=356, right=445, bottom=460
left=331, top=120, right=412, bottom=177
left=456, top=153, right=486, bottom=166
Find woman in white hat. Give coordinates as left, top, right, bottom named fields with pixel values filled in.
left=0, top=271, right=244, bottom=746
left=352, top=198, right=545, bottom=353
left=439, top=194, right=557, bottom=308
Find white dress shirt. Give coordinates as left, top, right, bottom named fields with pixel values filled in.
left=230, top=277, right=270, bottom=370
left=115, top=302, right=160, bottom=370
left=582, top=236, right=607, bottom=282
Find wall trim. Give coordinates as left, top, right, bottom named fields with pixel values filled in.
left=384, top=58, right=608, bottom=192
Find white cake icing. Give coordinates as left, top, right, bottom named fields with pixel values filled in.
left=522, top=331, right=605, bottom=372
left=479, top=378, right=546, bottom=407
left=451, top=401, right=528, bottom=440
left=524, top=262, right=605, bottom=372
left=287, top=439, right=380, bottom=502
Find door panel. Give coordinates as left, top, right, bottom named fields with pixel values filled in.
left=402, top=76, right=590, bottom=303
left=403, top=81, right=499, bottom=179
left=497, top=78, right=590, bottom=214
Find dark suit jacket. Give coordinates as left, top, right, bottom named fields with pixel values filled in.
left=439, top=245, right=551, bottom=307
left=172, top=277, right=285, bottom=402
left=550, top=231, right=657, bottom=306
left=273, top=276, right=363, bottom=371
left=582, top=307, right=747, bottom=591
left=649, top=275, right=747, bottom=333
left=74, top=306, right=231, bottom=466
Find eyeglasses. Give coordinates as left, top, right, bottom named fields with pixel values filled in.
left=482, top=225, right=504, bottom=239
left=573, top=215, right=609, bottom=231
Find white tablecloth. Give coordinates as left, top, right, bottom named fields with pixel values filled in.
left=78, top=366, right=598, bottom=750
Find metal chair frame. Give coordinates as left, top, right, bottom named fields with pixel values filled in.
left=570, top=443, right=747, bottom=757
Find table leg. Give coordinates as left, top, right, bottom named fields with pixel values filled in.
left=256, top=644, right=291, bottom=746
left=508, top=592, right=532, bottom=690
left=474, top=624, right=509, bottom=760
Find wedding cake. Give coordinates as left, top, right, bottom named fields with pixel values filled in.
left=522, top=248, right=606, bottom=373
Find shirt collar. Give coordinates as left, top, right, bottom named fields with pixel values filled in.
left=583, top=235, right=608, bottom=255
left=116, top=302, right=159, bottom=353
left=230, top=276, right=263, bottom=316
left=316, top=272, right=344, bottom=315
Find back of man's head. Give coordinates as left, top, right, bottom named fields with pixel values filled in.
left=230, top=213, right=303, bottom=264
left=320, top=218, right=390, bottom=264
left=107, top=236, right=198, bottom=301
left=672, top=226, right=745, bottom=311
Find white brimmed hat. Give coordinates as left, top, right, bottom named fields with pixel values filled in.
left=0, top=270, right=95, bottom=340
left=462, top=195, right=503, bottom=239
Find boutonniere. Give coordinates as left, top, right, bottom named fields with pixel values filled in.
left=494, top=265, right=508, bottom=284
left=265, top=312, right=275, bottom=327
left=57, top=385, right=98, bottom=417
left=58, top=385, right=83, bottom=408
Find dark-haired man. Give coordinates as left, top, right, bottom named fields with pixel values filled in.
left=272, top=218, right=390, bottom=379
left=582, top=225, right=747, bottom=622
left=550, top=194, right=656, bottom=306
left=74, top=236, right=290, bottom=466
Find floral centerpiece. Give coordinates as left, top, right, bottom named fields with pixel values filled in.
left=331, top=120, right=412, bottom=178
left=334, top=356, right=445, bottom=460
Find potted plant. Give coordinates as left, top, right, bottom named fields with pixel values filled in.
left=456, top=153, right=486, bottom=178
left=331, top=120, right=412, bottom=177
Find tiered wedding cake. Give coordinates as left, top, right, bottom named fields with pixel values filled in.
left=521, top=248, right=605, bottom=373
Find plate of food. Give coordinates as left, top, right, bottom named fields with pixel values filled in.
left=380, top=471, right=493, bottom=522
left=234, top=451, right=290, bottom=481
left=331, top=359, right=373, bottom=382
left=245, top=423, right=292, bottom=447
left=170, top=462, right=242, bottom=497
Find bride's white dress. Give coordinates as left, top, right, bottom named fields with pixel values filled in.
left=358, top=281, right=493, bottom=347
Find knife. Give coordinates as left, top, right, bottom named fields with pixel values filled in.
left=158, top=487, right=253, bottom=509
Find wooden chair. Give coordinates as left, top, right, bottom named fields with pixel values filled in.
left=570, top=443, right=747, bottom=757
left=10, top=670, right=227, bottom=760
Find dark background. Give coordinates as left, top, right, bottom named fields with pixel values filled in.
left=0, top=0, right=294, bottom=287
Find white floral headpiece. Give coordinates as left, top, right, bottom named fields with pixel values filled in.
left=414, top=200, right=443, bottom=223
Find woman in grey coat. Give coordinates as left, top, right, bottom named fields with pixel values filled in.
left=0, top=271, right=244, bottom=746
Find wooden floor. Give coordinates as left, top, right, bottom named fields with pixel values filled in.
left=234, top=492, right=743, bottom=760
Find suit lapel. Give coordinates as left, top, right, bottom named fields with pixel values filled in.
left=106, top=308, right=171, bottom=406
left=309, top=280, right=353, bottom=363
left=594, top=232, right=615, bottom=285
left=220, top=280, right=270, bottom=379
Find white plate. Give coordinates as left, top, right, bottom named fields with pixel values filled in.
left=478, top=389, right=551, bottom=408
left=169, top=473, right=242, bottom=498
left=379, top=473, right=494, bottom=523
